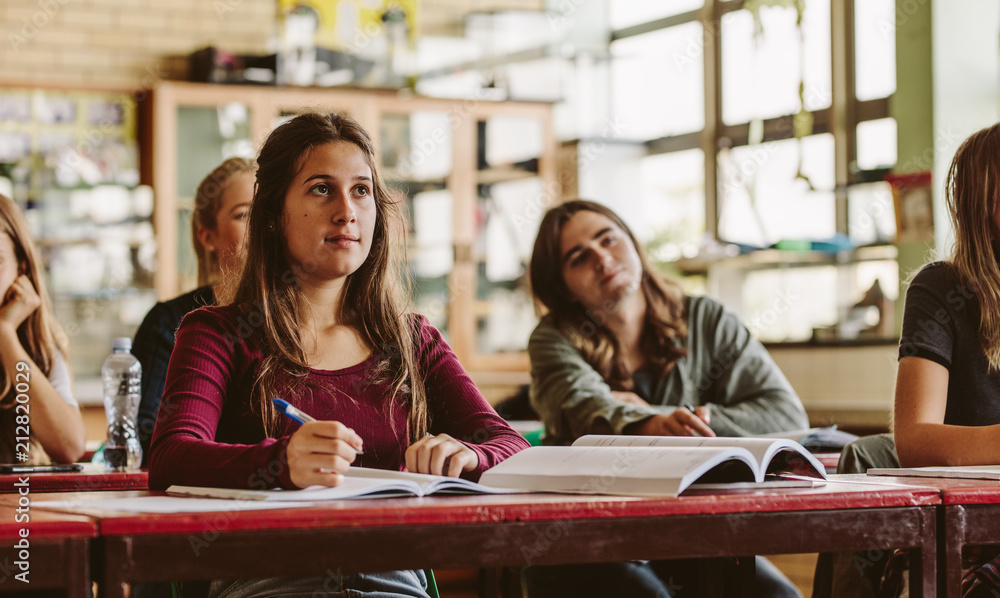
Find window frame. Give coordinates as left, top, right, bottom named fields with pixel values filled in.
left=612, top=0, right=890, bottom=240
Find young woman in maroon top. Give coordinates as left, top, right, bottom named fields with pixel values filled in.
left=148, top=113, right=527, bottom=597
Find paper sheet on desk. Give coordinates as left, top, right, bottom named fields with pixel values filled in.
left=35, top=496, right=312, bottom=514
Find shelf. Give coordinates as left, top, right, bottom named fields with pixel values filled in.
left=382, top=171, right=449, bottom=190
left=476, top=166, right=539, bottom=185
left=674, top=245, right=898, bottom=275
left=764, top=337, right=899, bottom=349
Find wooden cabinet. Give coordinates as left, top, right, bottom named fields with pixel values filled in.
left=140, top=82, right=557, bottom=376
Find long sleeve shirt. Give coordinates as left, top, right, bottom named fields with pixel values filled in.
left=148, top=305, right=528, bottom=490
left=132, top=285, right=215, bottom=462
left=529, top=295, right=809, bottom=444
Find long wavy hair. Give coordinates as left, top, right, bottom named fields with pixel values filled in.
left=233, top=112, right=426, bottom=440
left=529, top=200, right=688, bottom=389
left=191, top=157, right=256, bottom=287
left=945, top=122, right=1000, bottom=371
left=0, top=194, right=68, bottom=462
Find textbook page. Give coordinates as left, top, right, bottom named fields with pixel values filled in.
left=35, top=496, right=304, bottom=513
left=168, top=468, right=520, bottom=502
left=572, top=435, right=827, bottom=480
left=478, top=445, right=759, bottom=497
left=867, top=465, right=1000, bottom=480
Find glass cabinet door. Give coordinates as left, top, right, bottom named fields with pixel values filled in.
left=174, top=104, right=254, bottom=293
left=473, top=115, right=545, bottom=359
left=380, top=111, right=454, bottom=336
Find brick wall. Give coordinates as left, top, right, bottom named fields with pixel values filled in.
left=0, top=0, right=543, bottom=89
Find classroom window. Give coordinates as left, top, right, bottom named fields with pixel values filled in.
left=610, top=23, right=705, bottom=140
left=637, top=148, right=706, bottom=257
left=854, top=0, right=897, bottom=101
left=718, top=134, right=836, bottom=246
left=856, top=118, right=897, bottom=171
left=721, top=0, right=832, bottom=125
left=610, top=0, right=893, bottom=245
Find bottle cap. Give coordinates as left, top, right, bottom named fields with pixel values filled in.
left=112, top=337, right=132, bottom=351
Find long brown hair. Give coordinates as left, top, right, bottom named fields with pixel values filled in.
left=192, top=157, right=256, bottom=287
left=0, top=194, right=68, bottom=462
left=945, top=122, right=1000, bottom=370
left=233, top=112, right=427, bottom=440
left=529, top=200, right=688, bottom=389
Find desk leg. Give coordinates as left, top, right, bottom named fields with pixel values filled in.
left=734, top=556, right=756, bottom=598
left=941, top=505, right=966, bottom=598
left=478, top=568, right=498, bottom=598
left=901, top=502, right=939, bottom=598
left=95, top=537, right=131, bottom=598
left=500, top=567, right=522, bottom=598
left=66, top=538, right=90, bottom=598
left=699, top=558, right=721, bottom=597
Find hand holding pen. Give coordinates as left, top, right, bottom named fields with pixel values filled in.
left=627, top=401, right=715, bottom=437
left=273, top=398, right=365, bottom=488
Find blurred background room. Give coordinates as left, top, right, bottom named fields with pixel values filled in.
left=0, top=0, right=996, bottom=591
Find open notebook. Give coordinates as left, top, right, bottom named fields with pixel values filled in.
left=168, top=467, right=520, bottom=501
left=867, top=465, right=1000, bottom=480
left=167, top=434, right=826, bottom=501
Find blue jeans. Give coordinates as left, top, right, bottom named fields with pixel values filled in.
left=208, top=569, right=429, bottom=598
left=523, top=557, right=801, bottom=598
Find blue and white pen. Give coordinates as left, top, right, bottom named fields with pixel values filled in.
left=272, top=398, right=364, bottom=454
left=272, top=398, right=316, bottom=424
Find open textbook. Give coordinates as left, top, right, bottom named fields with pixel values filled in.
left=167, top=434, right=826, bottom=501
left=476, top=435, right=828, bottom=498
left=867, top=465, right=1000, bottom=480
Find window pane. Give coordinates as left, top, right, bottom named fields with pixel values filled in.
left=848, top=181, right=896, bottom=246
left=856, top=117, right=897, bottom=170
left=718, top=134, right=835, bottom=245
left=855, top=0, right=896, bottom=100
left=635, top=149, right=706, bottom=263
left=610, top=1, right=702, bottom=30
left=611, top=23, right=704, bottom=139
left=722, top=0, right=831, bottom=124
left=176, top=105, right=253, bottom=199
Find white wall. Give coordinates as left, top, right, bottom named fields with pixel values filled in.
left=931, top=0, right=1000, bottom=254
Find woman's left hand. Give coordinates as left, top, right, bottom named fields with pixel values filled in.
left=0, top=275, right=41, bottom=330
left=405, top=433, right=480, bottom=477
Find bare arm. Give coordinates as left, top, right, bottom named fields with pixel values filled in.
left=894, top=356, right=1000, bottom=467
left=0, top=276, right=84, bottom=463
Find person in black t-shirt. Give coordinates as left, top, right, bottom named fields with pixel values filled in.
left=895, top=122, right=1000, bottom=467
left=132, top=157, right=255, bottom=462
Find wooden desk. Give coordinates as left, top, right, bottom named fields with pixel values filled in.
left=837, top=473, right=1000, bottom=598
left=939, top=481, right=1000, bottom=598
left=0, top=464, right=147, bottom=493
left=23, top=480, right=941, bottom=598
left=0, top=503, right=96, bottom=597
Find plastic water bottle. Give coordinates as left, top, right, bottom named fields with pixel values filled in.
left=101, top=337, right=142, bottom=471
